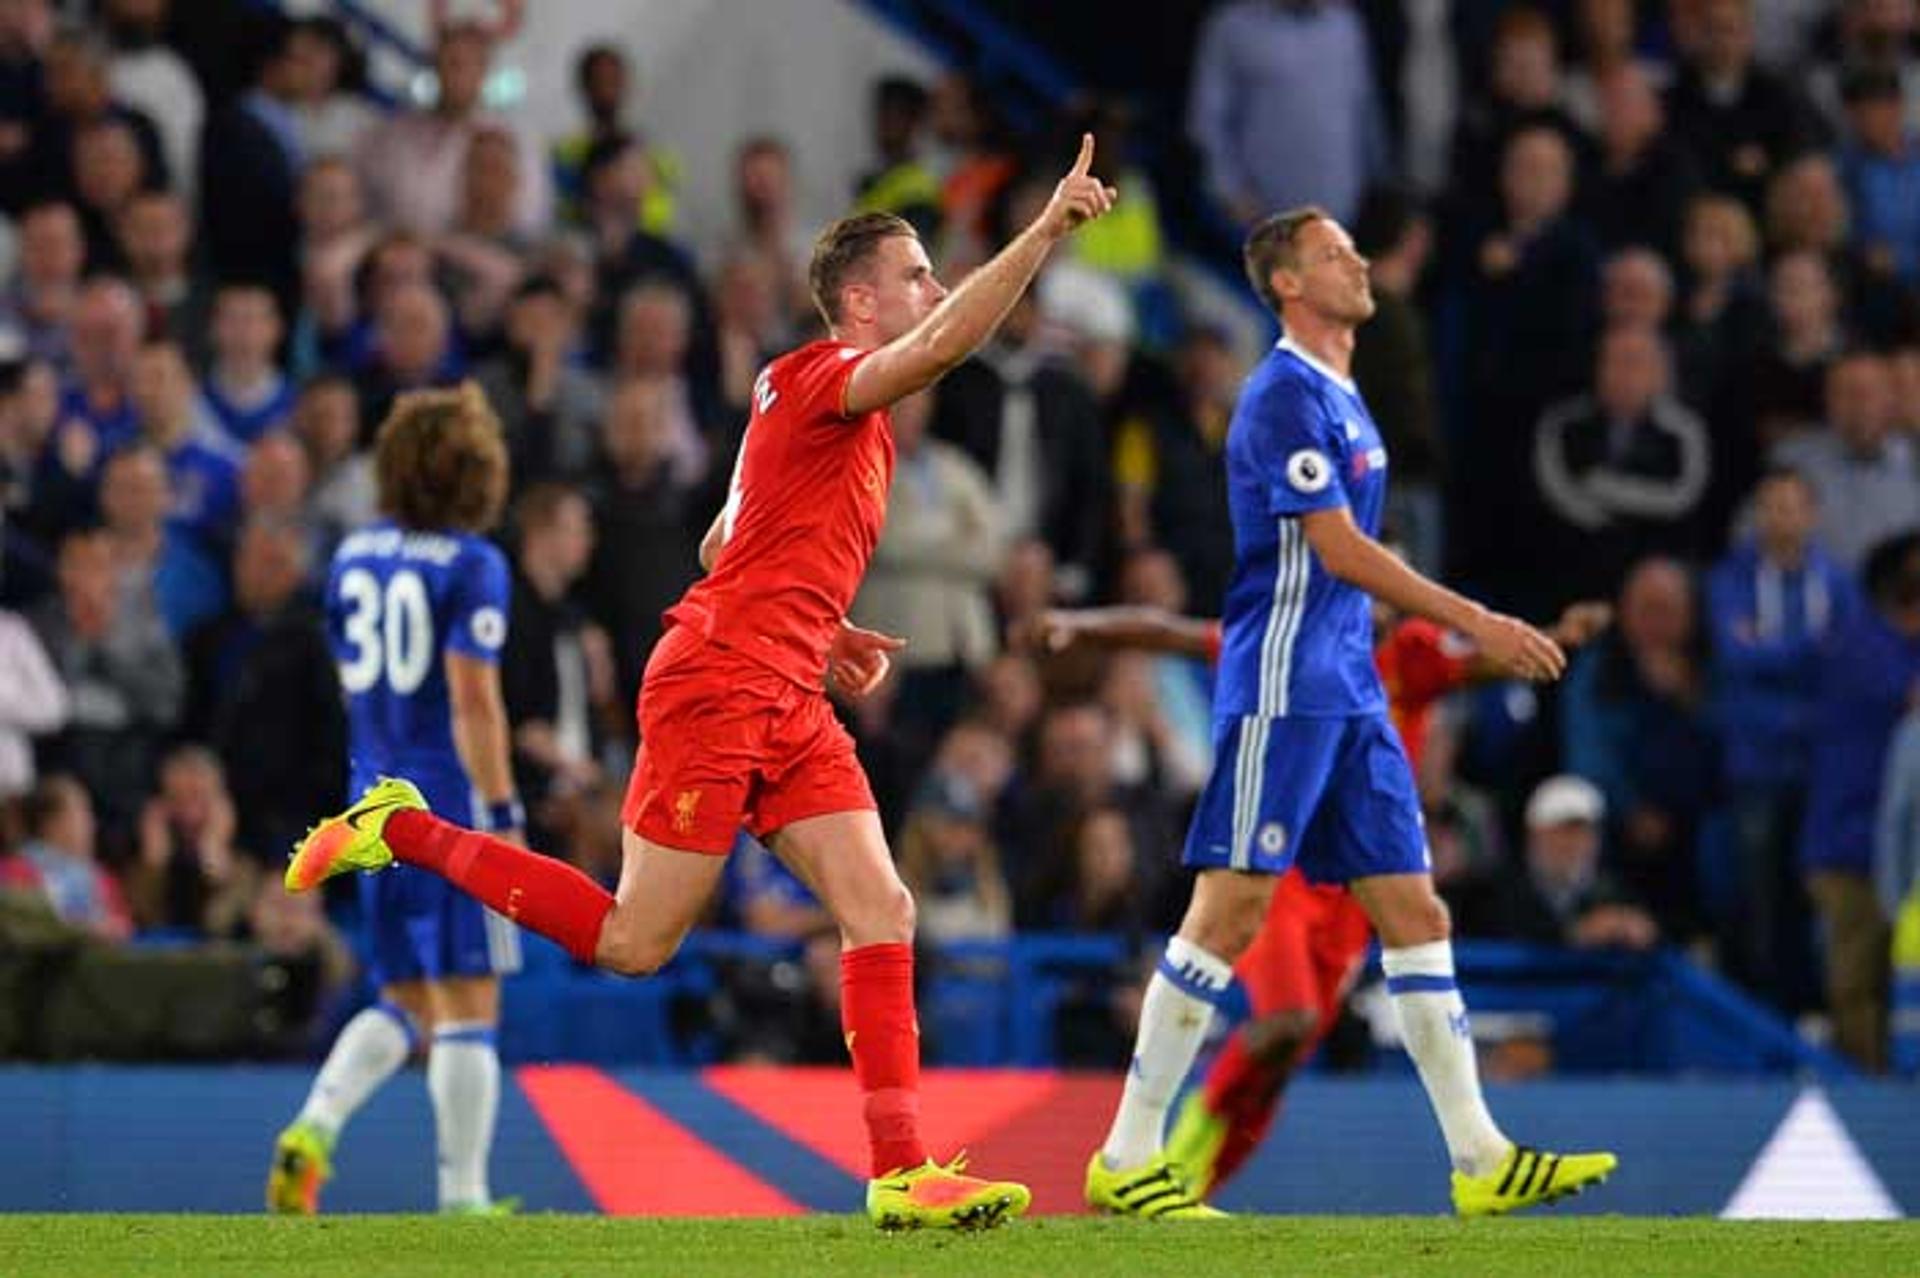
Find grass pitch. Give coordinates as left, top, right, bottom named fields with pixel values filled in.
left=3, top=1215, right=1915, bottom=1277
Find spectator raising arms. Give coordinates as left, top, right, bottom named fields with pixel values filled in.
left=124, top=744, right=258, bottom=938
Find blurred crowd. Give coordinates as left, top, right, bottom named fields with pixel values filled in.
left=0, top=0, right=1914, bottom=1073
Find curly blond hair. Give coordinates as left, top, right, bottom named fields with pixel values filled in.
left=373, top=381, right=509, bottom=533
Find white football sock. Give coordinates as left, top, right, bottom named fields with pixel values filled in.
left=429, top=1022, right=501, bottom=1209
left=297, top=1002, right=415, bottom=1139
left=1382, top=941, right=1510, bottom=1176
left=1100, top=937, right=1233, bottom=1171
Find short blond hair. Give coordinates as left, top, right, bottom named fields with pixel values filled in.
left=808, top=211, right=918, bottom=326
left=1242, top=205, right=1331, bottom=314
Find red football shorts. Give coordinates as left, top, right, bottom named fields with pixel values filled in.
left=1235, top=871, right=1375, bottom=1021
left=621, top=624, right=877, bottom=854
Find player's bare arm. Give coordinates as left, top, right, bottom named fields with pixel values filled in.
left=1299, top=507, right=1566, bottom=682
left=842, top=133, right=1116, bottom=416
left=1029, top=606, right=1219, bottom=659
left=698, top=507, right=726, bottom=572
left=447, top=651, right=521, bottom=840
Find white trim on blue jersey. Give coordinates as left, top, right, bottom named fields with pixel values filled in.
left=1259, top=517, right=1311, bottom=716
left=1229, top=715, right=1268, bottom=872
left=1276, top=336, right=1358, bottom=395
left=1211, top=339, right=1387, bottom=721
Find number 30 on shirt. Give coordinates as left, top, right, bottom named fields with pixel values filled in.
left=337, top=567, right=436, bottom=695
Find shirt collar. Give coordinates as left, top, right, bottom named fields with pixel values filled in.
left=243, top=90, right=305, bottom=169
left=1276, top=336, right=1357, bottom=395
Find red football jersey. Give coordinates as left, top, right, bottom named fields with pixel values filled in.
left=665, top=340, right=893, bottom=689
left=1375, top=617, right=1474, bottom=775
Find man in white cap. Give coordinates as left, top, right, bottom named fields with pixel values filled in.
left=1499, top=775, right=1658, bottom=950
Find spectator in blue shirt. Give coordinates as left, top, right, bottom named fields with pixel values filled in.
left=1706, top=466, right=1855, bottom=1009
left=1801, top=532, right=1920, bottom=1070
left=128, top=337, right=241, bottom=549
left=1837, top=66, right=1920, bottom=286
left=97, top=444, right=224, bottom=640
left=202, top=284, right=296, bottom=446
left=0, top=202, right=87, bottom=373
left=56, top=274, right=141, bottom=457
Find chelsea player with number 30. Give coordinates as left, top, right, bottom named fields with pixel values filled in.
left=1085, top=208, right=1618, bottom=1219
left=269, top=383, right=522, bottom=1217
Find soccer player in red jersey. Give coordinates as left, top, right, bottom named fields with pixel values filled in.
left=1030, top=594, right=1607, bottom=1200
left=286, top=137, right=1117, bottom=1230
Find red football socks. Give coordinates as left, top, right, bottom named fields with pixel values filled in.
left=1201, top=1030, right=1292, bottom=1188
left=840, top=941, right=928, bottom=1177
left=385, top=810, right=614, bottom=964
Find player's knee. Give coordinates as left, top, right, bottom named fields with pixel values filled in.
left=1378, top=892, right=1451, bottom=948
left=843, top=880, right=915, bottom=946
left=597, top=929, right=681, bottom=977
left=1194, top=893, right=1267, bottom=960
left=890, top=883, right=917, bottom=941
left=1244, top=1007, right=1320, bottom=1068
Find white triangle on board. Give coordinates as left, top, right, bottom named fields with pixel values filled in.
left=1722, top=1088, right=1902, bottom=1220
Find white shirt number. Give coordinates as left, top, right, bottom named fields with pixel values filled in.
left=338, top=567, right=436, bottom=696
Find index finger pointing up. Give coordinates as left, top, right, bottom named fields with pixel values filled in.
left=1071, top=131, right=1095, bottom=177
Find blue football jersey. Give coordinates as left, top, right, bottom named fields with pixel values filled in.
left=326, top=520, right=511, bottom=794
left=163, top=430, right=244, bottom=543
left=1214, top=339, right=1389, bottom=720
left=204, top=374, right=297, bottom=445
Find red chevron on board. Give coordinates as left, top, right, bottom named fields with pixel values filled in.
left=702, top=1065, right=1065, bottom=1180
left=965, top=1072, right=1125, bottom=1215
left=516, top=1064, right=803, bottom=1216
